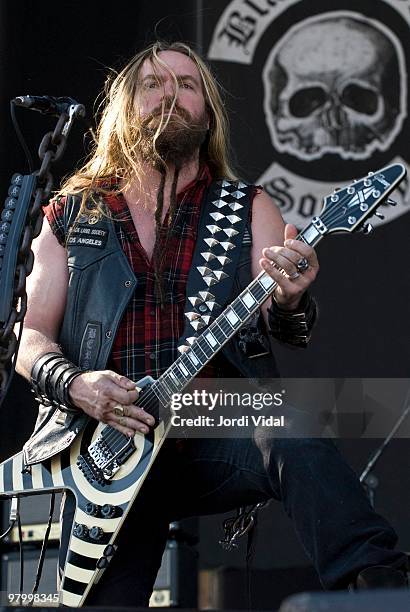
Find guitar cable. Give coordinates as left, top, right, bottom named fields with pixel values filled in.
left=31, top=492, right=55, bottom=596
left=17, top=511, right=24, bottom=594
left=0, top=496, right=19, bottom=540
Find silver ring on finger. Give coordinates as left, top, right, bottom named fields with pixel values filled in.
left=296, top=257, right=309, bottom=273
left=113, top=404, right=124, bottom=417
left=288, top=271, right=300, bottom=280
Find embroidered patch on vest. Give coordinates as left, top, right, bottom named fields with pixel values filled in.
left=79, top=322, right=102, bottom=369
left=67, top=226, right=108, bottom=249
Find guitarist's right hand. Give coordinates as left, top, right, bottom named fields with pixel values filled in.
left=69, top=370, right=156, bottom=437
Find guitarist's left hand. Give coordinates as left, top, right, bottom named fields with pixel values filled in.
left=251, top=190, right=319, bottom=325
left=260, top=223, right=319, bottom=311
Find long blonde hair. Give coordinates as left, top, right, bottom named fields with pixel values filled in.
left=59, top=41, right=237, bottom=211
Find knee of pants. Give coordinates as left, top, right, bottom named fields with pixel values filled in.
left=254, top=434, right=337, bottom=470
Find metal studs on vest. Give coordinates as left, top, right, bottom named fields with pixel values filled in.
left=186, top=180, right=250, bottom=334
left=178, top=179, right=252, bottom=356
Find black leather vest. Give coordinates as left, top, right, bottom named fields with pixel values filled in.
left=23, top=189, right=279, bottom=465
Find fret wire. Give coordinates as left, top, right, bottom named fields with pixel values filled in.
left=225, top=308, right=242, bottom=328
left=212, top=320, right=228, bottom=339
left=157, top=378, right=173, bottom=399
left=176, top=360, right=190, bottom=379
left=219, top=318, right=234, bottom=334
left=238, top=296, right=251, bottom=315
left=233, top=298, right=248, bottom=319
left=180, top=353, right=196, bottom=376
left=151, top=382, right=169, bottom=406
left=252, top=281, right=268, bottom=301
left=162, top=373, right=180, bottom=394
left=191, top=342, right=207, bottom=362
left=248, top=283, right=262, bottom=301
left=186, top=348, right=202, bottom=369
left=168, top=365, right=185, bottom=388
left=259, top=273, right=276, bottom=291
left=168, top=368, right=184, bottom=390
left=208, top=324, right=225, bottom=345
left=196, top=336, right=213, bottom=358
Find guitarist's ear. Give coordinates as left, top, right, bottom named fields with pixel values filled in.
left=284, top=223, right=298, bottom=244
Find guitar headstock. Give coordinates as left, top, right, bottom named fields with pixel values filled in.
left=318, top=163, right=407, bottom=234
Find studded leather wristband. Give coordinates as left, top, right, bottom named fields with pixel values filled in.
left=30, top=352, right=83, bottom=413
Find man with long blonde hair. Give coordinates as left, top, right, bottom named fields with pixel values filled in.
left=17, top=41, right=407, bottom=605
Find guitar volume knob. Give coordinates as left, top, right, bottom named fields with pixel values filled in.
left=89, top=526, right=104, bottom=541
left=73, top=523, right=89, bottom=539
left=101, top=504, right=116, bottom=518
left=85, top=502, right=101, bottom=517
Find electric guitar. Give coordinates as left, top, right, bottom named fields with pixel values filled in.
left=0, top=163, right=406, bottom=606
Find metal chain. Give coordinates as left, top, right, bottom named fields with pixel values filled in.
left=0, top=105, right=83, bottom=397
left=219, top=501, right=269, bottom=551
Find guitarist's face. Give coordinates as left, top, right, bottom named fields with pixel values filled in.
left=135, top=50, right=210, bottom=165
left=136, top=50, right=209, bottom=126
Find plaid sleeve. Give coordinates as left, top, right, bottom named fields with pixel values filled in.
left=42, top=195, right=67, bottom=246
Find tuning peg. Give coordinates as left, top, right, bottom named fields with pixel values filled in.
left=374, top=212, right=385, bottom=220
left=361, top=223, right=374, bottom=235
left=387, top=199, right=397, bottom=206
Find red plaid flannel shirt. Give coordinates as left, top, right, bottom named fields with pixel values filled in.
left=43, top=166, right=214, bottom=381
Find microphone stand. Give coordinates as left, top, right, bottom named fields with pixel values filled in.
left=359, top=386, right=410, bottom=508
left=0, top=99, right=85, bottom=406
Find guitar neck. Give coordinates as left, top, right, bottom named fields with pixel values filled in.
left=150, top=220, right=323, bottom=406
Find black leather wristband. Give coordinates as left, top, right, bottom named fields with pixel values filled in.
left=31, top=352, right=83, bottom=413
left=267, top=291, right=318, bottom=347
left=30, top=352, right=63, bottom=396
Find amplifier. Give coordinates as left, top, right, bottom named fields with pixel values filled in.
left=1, top=494, right=62, bottom=545
left=0, top=538, right=197, bottom=607
left=1, top=509, right=197, bottom=607
left=150, top=540, right=198, bottom=608
left=0, top=547, right=59, bottom=605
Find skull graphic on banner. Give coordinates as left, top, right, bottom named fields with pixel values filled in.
left=263, top=12, right=407, bottom=160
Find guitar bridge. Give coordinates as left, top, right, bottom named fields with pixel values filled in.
left=77, top=430, right=135, bottom=485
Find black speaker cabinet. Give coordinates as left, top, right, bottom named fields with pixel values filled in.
left=150, top=540, right=198, bottom=608
left=1, top=546, right=59, bottom=603
left=1, top=540, right=196, bottom=608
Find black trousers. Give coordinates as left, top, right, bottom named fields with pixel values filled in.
left=60, top=435, right=406, bottom=606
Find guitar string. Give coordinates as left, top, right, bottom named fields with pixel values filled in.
left=101, top=178, right=392, bottom=451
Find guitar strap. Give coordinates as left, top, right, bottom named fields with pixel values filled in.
left=178, top=178, right=253, bottom=351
